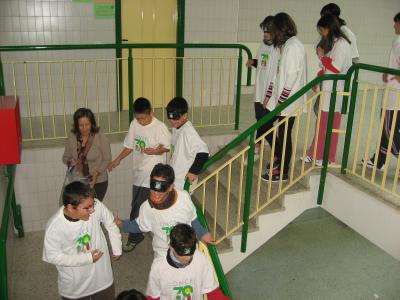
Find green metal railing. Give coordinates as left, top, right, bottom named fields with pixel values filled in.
left=0, top=43, right=252, bottom=132
left=192, top=63, right=400, bottom=256
left=0, top=165, right=24, bottom=300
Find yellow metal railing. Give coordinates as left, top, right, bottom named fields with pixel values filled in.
left=347, top=80, right=400, bottom=199
left=2, top=55, right=238, bottom=142
left=191, top=92, right=331, bottom=244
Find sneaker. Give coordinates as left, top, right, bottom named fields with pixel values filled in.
left=300, top=155, right=313, bottom=163
left=266, top=159, right=280, bottom=171
left=122, top=235, right=145, bottom=252
left=300, top=156, right=323, bottom=167
left=261, top=172, right=288, bottom=182
left=361, top=158, right=384, bottom=172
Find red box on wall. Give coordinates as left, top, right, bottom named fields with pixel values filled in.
left=0, top=96, right=22, bottom=165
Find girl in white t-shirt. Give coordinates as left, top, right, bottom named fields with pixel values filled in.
left=305, top=14, right=352, bottom=165
left=320, top=3, right=360, bottom=64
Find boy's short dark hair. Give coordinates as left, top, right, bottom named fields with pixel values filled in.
left=260, top=15, right=274, bottom=32
left=116, top=289, right=146, bottom=300
left=170, top=223, right=197, bottom=253
left=150, top=163, right=175, bottom=187
left=166, top=96, right=188, bottom=115
left=62, top=181, right=95, bottom=207
left=394, top=12, right=400, bottom=23
left=133, top=97, right=152, bottom=114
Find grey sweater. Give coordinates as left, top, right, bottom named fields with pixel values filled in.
left=62, top=132, right=111, bottom=183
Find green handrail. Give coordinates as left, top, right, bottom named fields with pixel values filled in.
left=194, top=202, right=233, bottom=299
left=0, top=165, right=24, bottom=300
left=197, top=73, right=346, bottom=254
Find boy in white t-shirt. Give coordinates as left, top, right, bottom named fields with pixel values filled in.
left=43, top=181, right=122, bottom=300
left=115, top=164, right=214, bottom=258
left=108, top=97, right=171, bottom=252
left=166, top=97, right=209, bottom=190
left=146, top=223, right=229, bottom=300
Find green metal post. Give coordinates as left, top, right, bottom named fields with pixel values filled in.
left=12, top=191, right=24, bottom=238
left=128, top=48, right=134, bottom=122
left=317, top=80, right=338, bottom=205
left=114, top=0, right=123, bottom=111
left=241, top=132, right=255, bottom=252
left=0, top=164, right=17, bottom=300
left=176, top=0, right=185, bottom=97
left=341, top=69, right=359, bottom=174
left=246, top=65, right=252, bottom=86
left=0, top=242, right=7, bottom=300
left=0, top=56, right=5, bottom=96
left=234, top=49, right=243, bottom=130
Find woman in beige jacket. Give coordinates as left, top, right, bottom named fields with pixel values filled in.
left=62, top=108, right=111, bottom=201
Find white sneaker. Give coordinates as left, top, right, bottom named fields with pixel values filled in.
left=300, top=156, right=323, bottom=167
left=361, top=158, right=384, bottom=172
left=300, top=155, right=313, bottom=163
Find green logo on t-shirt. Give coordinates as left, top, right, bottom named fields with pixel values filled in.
left=173, top=285, right=193, bottom=299
left=76, top=233, right=91, bottom=253
left=134, top=138, right=146, bottom=152
left=261, top=52, right=269, bottom=67
left=161, top=226, right=174, bottom=238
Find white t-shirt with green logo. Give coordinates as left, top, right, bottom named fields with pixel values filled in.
left=136, top=190, right=197, bottom=257
left=170, top=121, right=209, bottom=190
left=124, top=117, right=171, bottom=187
left=146, top=250, right=217, bottom=300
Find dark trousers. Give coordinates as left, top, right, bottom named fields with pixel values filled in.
left=254, top=102, right=270, bottom=140
left=128, top=185, right=150, bottom=243
left=261, top=108, right=295, bottom=174
left=375, top=110, right=400, bottom=168
left=61, top=283, right=114, bottom=300
left=94, top=181, right=108, bottom=201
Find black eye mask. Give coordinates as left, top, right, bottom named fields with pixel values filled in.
left=150, top=178, right=170, bottom=192
left=173, top=243, right=196, bottom=256
left=167, top=111, right=181, bottom=120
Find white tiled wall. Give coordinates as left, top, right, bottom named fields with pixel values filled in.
left=14, top=142, right=134, bottom=232
left=0, top=0, right=117, bottom=117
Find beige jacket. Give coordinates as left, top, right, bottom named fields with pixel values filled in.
left=62, top=132, right=111, bottom=183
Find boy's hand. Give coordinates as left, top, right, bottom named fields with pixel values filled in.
left=91, top=249, right=104, bottom=262
left=112, top=255, right=121, bottom=261
left=186, top=172, right=198, bottom=183
left=383, top=73, right=388, bottom=83
left=201, top=232, right=215, bottom=245
left=108, top=159, right=120, bottom=171
left=246, top=59, right=254, bottom=68
left=114, top=217, right=123, bottom=228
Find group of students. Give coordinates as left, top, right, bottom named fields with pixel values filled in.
left=250, top=4, right=400, bottom=179
left=42, top=3, right=400, bottom=299
left=248, top=4, right=358, bottom=182
left=44, top=96, right=230, bottom=299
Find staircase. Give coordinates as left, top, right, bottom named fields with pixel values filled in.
left=192, top=138, right=320, bottom=272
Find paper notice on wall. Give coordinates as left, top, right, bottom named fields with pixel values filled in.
left=94, top=2, right=115, bottom=19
